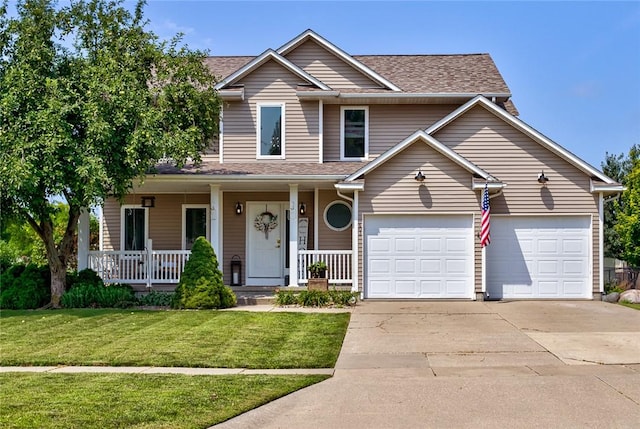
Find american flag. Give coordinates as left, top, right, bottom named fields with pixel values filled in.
left=480, top=183, right=491, bottom=247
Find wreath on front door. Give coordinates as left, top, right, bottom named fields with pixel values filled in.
left=254, top=211, right=278, bottom=239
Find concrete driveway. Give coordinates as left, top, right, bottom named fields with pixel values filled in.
left=214, top=301, right=640, bottom=428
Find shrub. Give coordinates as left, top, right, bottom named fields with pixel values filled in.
left=173, top=237, right=236, bottom=309
left=274, top=288, right=359, bottom=308
left=138, top=291, right=175, bottom=307
left=0, top=263, right=51, bottom=309
left=61, top=271, right=137, bottom=308
left=275, top=289, right=297, bottom=306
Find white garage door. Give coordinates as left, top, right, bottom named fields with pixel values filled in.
left=487, top=216, right=591, bottom=299
left=365, top=215, right=474, bottom=299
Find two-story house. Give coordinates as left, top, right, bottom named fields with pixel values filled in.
left=82, top=29, right=622, bottom=300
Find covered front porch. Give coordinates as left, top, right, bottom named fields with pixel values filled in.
left=79, top=175, right=360, bottom=291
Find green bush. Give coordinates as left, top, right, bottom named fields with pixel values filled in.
left=274, top=289, right=297, bottom=306
left=0, top=263, right=51, bottom=309
left=274, top=289, right=358, bottom=308
left=173, top=237, right=236, bottom=309
left=138, top=291, right=175, bottom=307
left=61, top=271, right=137, bottom=309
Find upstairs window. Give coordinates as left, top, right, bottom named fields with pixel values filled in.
left=257, top=103, right=285, bottom=159
left=341, top=106, right=368, bottom=160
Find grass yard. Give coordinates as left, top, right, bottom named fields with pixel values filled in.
left=0, top=309, right=350, bottom=368
left=620, top=302, right=640, bottom=310
left=0, top=372, right=328, bottom=429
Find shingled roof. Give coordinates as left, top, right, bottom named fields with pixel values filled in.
left=205, top=53, right=510, bottom=95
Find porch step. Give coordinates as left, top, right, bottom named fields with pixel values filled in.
left=234, top=292, right=276, bottom=306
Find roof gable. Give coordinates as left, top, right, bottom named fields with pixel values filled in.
left=277, top=29, right=401, bottom=92
left=426, top=96, right=617, bottom=184
left=344, top=130, right=497, bottom=182
left=214, top=49, right=330, bottom=91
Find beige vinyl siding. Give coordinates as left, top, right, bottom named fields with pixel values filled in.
left=433, top=106, right=600, bottom=293
left=221, top=191, right=314, bottom=285
left=323, top=104, right=459, bottom=161
left=358, top=141, right=481, bottom=292
left=317, top=190, right=352, bottom=250
left=284, top=40, right=381, bottom=89
left=222, top=60, right=319, bottom=162
left=101, top=194, right=209, bottom=251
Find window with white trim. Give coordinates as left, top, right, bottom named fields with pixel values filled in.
left=257, top=103, right=285, bottom=159
left=121, top=206, right=148, bottom=251
left=182, top=205, right=210, bottom=250
left=324, top=201, right=352, bottom=231
left=341, top=106, right=368, bottom=160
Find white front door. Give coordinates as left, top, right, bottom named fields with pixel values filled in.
left=246, top=202, right=285, bottom=285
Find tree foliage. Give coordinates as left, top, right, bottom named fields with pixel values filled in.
left=173, top=237, right=236, bottom=309
left=615, top=147, right=640, bottom=268
left=0, top=0, right=221, bottom=307
left=602, top=145, right=640, bottom=267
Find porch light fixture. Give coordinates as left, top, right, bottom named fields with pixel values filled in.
left=140, top=196, right=155, bottom=208
left=537, top=170, right=549, bottom=185
left=299, top=203, right=306, bottom=215
left=414, top=170, right=426, bottom=182
left=235, top=202, right=243, bottom=215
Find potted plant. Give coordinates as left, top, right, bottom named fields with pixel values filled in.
left=307, top=261, right=328, bottom=291
left=308, top=261, right=327, bottom=278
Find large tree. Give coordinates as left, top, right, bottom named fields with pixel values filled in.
left=0, top=0, right=220, bottom=307
left=615, top=146, right=640, bottom=269
left=601, top=148, right=635, bottom=258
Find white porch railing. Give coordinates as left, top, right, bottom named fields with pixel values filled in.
left=298, top=250, right=353, bottom=284
left=88, top=248, right=190, bottom=286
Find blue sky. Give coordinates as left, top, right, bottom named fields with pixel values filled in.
left=6, top=0, right=640, bottom=169
left=135, top=0, right=640, bottom=169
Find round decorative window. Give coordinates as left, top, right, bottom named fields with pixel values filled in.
left=324, top=201, right=352, bottom=231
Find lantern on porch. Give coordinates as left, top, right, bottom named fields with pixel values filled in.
left=230, top=255, right=242, bottom=286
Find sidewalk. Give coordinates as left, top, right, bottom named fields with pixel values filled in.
left=0, top=366, right=333, bottom=375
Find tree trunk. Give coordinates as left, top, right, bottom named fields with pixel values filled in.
left=49, top=257, right=67, bottom=308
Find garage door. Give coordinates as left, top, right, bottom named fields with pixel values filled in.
left=487, top=216, right=591, bottom=299
left=365, top=215, right=474, bottom=299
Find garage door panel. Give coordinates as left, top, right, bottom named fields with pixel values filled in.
left=421, top=259, right=441, bottom=273
left=396, top=259, right=416, bottom=273
left=369, top=237, right=391, bottom=252
left=395, top=238, right=417, bottom=252
left=366, top=215, right=473, bottom=299
left=487, top=216, right=590, bottom=299
left=420, top=280, right=441, bottom=295
left=395, top=280, right=416, bottom=295
left=446, top=259, right=468, bottom=274
left=369, top=259, right=391, bottom=274
left=421, top=238, right=441, bottom=252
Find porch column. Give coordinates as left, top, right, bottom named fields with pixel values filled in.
left=352, top=191, right=359, bottom=293
left=77, top=208, right=90, bottom=271
left=210, top=184, right=222, bottom=268
left=289, top=184, right=299, bottom=286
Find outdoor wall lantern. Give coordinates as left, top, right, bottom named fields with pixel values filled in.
left=537, top=170, right=549, bottom=185
left=140, top=196, right=155, bottom=208
left=414, top=170, right=426, bottom=182
left=230, top=255, right=242, bottom=286
left=299, top=203, right=307, bottom=215
left=235, top=202, right=243, bottom=215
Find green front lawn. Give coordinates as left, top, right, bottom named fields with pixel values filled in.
left=620, top=302, right=640, bottom=310
left=0, top=372, right=327, bottom=429
left=0, top=309, right=350, bottom=368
